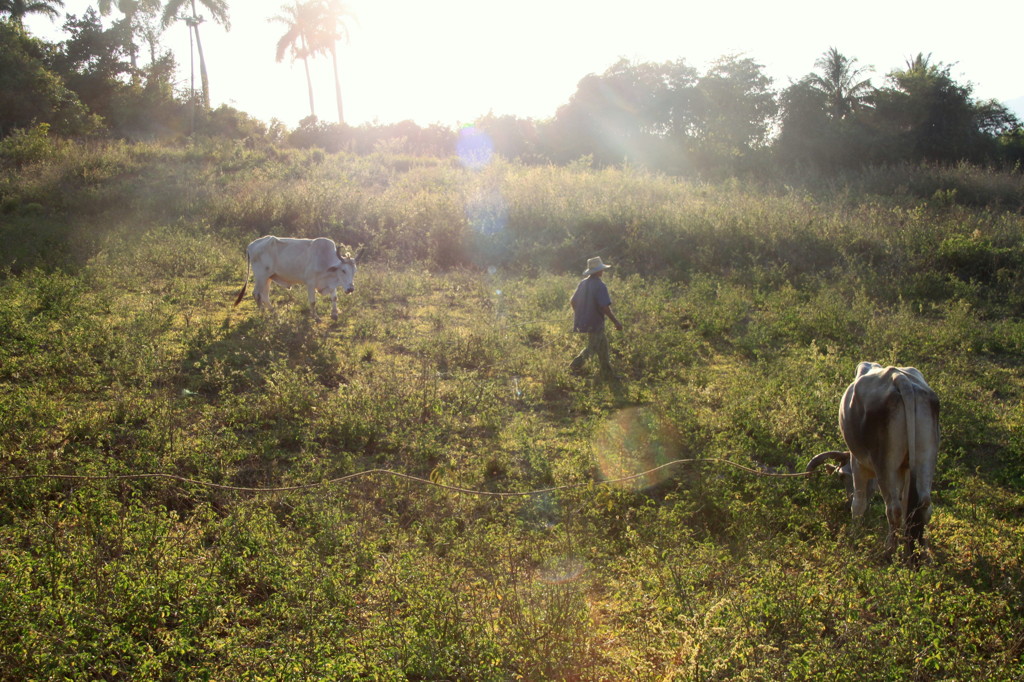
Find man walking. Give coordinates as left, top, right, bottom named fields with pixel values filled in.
left=569, top=256, right=623, bottom=377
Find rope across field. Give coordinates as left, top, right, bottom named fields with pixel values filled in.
left=2, top=457, right=812, bottom=497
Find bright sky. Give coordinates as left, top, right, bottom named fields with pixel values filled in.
left=26, top=0, right=1024, bottom=129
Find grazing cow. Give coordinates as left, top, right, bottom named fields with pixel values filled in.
left=234, top=236, right=356, bottom=320
left=807, top=362, right=939, bottom=557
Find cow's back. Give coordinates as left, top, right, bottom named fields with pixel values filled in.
left=247, top=235, right=278, bottom=261
left=249, top=237, right=317, bottom=280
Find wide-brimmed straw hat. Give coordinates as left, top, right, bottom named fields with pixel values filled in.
left=583, top=256, right=612, bottom=275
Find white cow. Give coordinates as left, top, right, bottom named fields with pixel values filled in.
left=807, top=362, right=939, bottom=558
left=234, top=236, right=356, bottom=320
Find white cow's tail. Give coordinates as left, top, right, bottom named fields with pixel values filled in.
left=892, top=371, right=919, bottom=477
left=234, top=246, right=251, bottom=307
left=893, top=370, right=926, bottom=545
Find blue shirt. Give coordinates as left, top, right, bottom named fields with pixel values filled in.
left=571, top=277, right=612, bottom=332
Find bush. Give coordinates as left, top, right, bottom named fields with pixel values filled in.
left=0, top=123, right=57, bottom=167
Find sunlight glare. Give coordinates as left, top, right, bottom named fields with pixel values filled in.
left=457, top=126, right=494, bottom=169
left=536, top=554, right=586, bottom=585
left=592, top=407, right=680, bottom=491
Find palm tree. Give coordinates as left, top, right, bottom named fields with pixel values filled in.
left=271, top=1, right=320, bottom=120
left=900, top=52, right=942, bottom=78
left=314, top=0, right=354, bottom=125
left=161, top=0, right=229, bottom=109
left=0, top=0, right=64, bottom=26
left=807, top=47, right=874, bottom=120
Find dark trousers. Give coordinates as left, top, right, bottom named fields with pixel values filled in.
left=570, top=329, right=611, bottom=375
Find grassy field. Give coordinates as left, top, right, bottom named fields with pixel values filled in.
left=1, top=138, right=1023, bottom=680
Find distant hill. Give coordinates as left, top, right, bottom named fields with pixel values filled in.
left=1005, top=96, right=1024, bottom=122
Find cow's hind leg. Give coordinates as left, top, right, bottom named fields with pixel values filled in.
left=878, top=469, right=908, bottom=560
left=905, top=474, right=932, bottom=560
left=848, top=456, right=874, bottom=521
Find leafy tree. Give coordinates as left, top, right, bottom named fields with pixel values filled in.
left=551, top=58, right=698, bottom=168
left=0, top=0, right=64, bottom=26
left=51, top=10, right=133, bottom=125
left=271, top=1, right=320, bottom=119
left=806, top=47, right=873, bottom=120
left=0, top=19, right=95, bottom=136
left=872, top=53, right=1019, bottom=164
left=550, top=56, right=780, bottom=173
left=650, top=59, right=701, bottom=139
left=161, top=0, right=229, bottom=109
left=776, top=78, right=831, bottom=165
left=692, top=54, right=777, bottom=160
left=553, top=59, right=648, bottom=164
left=998, top=128, right=1024, bottom=168
left=475, top=113, right=541, bottom=162
left=49, top=11, right=184, bottom=139
left=96, top=0, right=162, bottom=78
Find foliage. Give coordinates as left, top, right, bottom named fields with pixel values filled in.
left=0, top=121, right=57, bottom=166
left=693, top=54, right=779, bottom=154
left=2, top=143, right=1024, bottom=679
left=0, top=19, right=97, bottom=136
left=779, top=50, right=1022, bottom=172
left=5, top=13, right=1023, bottom=175
left=95, top=0, right=163, bottom=75
left=871, top=54, right=1011, bottom=165
left=546, top=55, right=779, bottom=174
left=161, top=0, right=230, bottom=109
left=806, top=47, right=874, bottom=121
left=0, top=0, right=64, bottom=25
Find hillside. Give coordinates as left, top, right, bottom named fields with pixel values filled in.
left=1, top=140, right=1023, bottom=680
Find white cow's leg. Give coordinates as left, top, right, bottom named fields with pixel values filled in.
left=850, top=487, right=870, bottom=519
left=907, top=485, right=932, bottom=557
left=254, top=276, right=271, bottom=310
left=877, top=469, right=906, bottom=558
left=883, top=500, right=904, bottom=557
left=849, top=457, right=873, bottom=520
left=307, top=285, right=320, bottom=319
left=330, top=291, right=339, bottom=321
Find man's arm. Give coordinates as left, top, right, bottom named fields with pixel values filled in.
left=600, top=304, right=623, bottom=331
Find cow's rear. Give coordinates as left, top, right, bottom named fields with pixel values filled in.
left=810, top=362, right=939, bottom=560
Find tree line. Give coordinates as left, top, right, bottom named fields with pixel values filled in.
left=2, top=0, right=1022, bottom=175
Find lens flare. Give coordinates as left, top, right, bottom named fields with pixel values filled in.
left=592, top=407, right=681, bottom=491
left=536, top=555, right=586, bottom=585
left=456, top=125, right=494, bottom=169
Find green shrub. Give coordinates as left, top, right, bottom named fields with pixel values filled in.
left=0, top=123, right=57, bottom=167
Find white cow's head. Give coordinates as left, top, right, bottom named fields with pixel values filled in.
left=327, top=251, right=356, bottom=295
left=805, top=449, right=877, bottom=507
